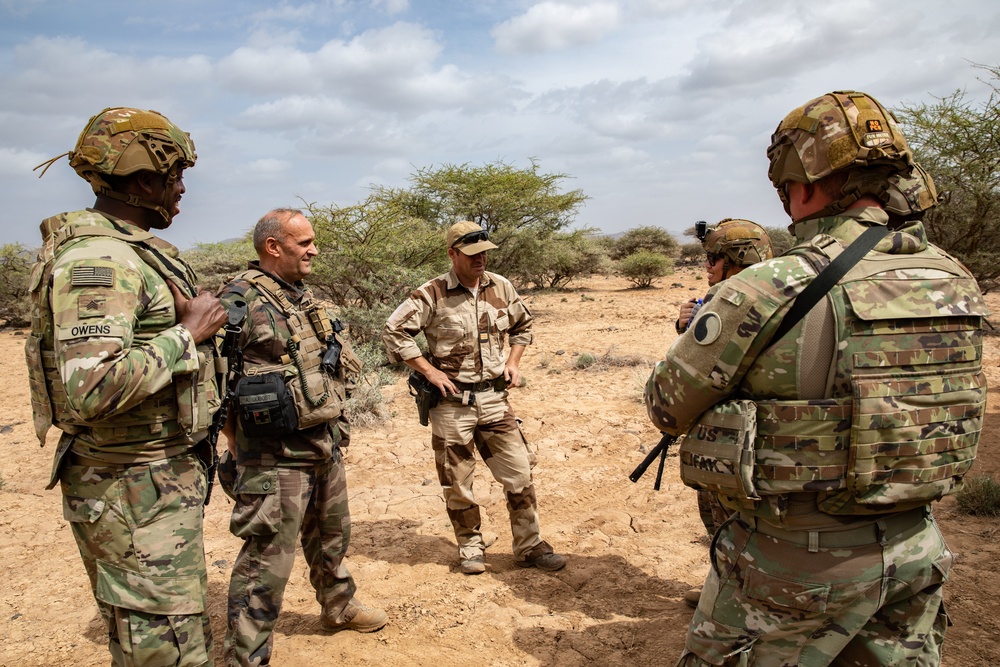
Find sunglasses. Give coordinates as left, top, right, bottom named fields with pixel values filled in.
left=706, top=252, right=724, bottom=264
left=451, top=230, right=489, bottom=248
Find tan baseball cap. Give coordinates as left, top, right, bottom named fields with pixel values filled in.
left=447, top=221, right=498, bottom=255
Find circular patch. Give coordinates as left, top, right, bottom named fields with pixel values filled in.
left=692, top=312, right=723, bottom=345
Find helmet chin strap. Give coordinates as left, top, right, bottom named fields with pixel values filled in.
left=91, top=170, right=175, bottom=226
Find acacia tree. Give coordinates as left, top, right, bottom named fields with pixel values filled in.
left=406, top=160, right=589, bottom=279
left=894, top=63, right=1000, bottom=292
left=0, top=244, right=32, bottom=327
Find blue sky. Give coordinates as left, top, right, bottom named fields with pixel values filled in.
left=2, top=0, right=997, bottom=249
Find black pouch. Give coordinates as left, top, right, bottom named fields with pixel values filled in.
left=236, top=372, right=299, bottom=438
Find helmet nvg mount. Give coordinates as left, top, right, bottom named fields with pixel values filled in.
left=35, top=107, right=196, bottom=224
left=766, top=90, right=913, bottom=218
left=702, top=218, right=773, bottom=270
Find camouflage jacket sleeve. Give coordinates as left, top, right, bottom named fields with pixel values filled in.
left=496, top=273, right=534, bottom=348
left=644, top=254, right=815, bottom=435
left=381, top=281, right=437, bottom=364
left=52, top=237, right=199, bottom=422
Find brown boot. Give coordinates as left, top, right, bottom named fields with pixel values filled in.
left=322, top=598, right=388, bottom=633
left=683, top=587, right=701, bottom=609
left=515, top=543, right=567, bottom=571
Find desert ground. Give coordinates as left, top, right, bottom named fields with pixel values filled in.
left=1, top=270, right=999, bottom=667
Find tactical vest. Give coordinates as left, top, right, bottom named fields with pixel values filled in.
left=24, top=210, right=220, bottom=448
left=236, top=269, right=360, bottom=433
left=679, top=236, right=987, bottom=516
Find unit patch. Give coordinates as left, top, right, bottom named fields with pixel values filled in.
left=692, top=312, right=723, bottom=345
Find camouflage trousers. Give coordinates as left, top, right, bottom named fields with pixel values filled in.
left=696, top=490, right=732, bottom=537
left=429, top=388, right=550, bottom=562
left=680, top=507, right=951, bottom=666
left=59, top=452, right=212, bottom=667
left=224, top=450, right=356, bottom=667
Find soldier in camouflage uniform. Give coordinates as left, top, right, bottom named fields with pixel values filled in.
left=220, top=208, right=387, bottom=667
left=26, top=108, right=228, bottom=666
left=674, top=219, right=773, bottom=609
left=645, top=91, right=988, bottom=665
left=382, top=221, right=566, bottom=575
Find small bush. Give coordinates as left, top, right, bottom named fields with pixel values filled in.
left=955, top=475, right=1000, bottom=517
left=679, top=242, right=704, bottom=265
left=619, top=251, right=673, bottom=288
left=574, top=347, right=649, bottom=372
left=611, top=226, right=679, bottom=260
left=0, top=243, right=33, bottom=327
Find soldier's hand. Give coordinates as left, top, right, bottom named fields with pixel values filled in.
left=425, top=367, right=458, bottom=397
left=504, top=362, right=522, bottom=389
left=678, top=298, right=698, bottom=332
left=168, top=281, right=228, bottom=344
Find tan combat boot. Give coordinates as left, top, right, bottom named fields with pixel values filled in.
left=322, top=598, right=388, bottom=633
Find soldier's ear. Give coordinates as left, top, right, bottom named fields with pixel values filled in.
left=263, top=236, right=282, bottom=258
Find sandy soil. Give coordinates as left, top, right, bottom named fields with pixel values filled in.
left=1, top=271, right=999, bottom=667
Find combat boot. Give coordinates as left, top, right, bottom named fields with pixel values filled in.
left=322, top=598, right=388, bottom=633
left=515, top=542, right=566, bottom=571
left=683, top=587, right=701, bottom=608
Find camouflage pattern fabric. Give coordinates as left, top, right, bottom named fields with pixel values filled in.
left=429, top=387, right=550, bottom=561
left=220, top=264, right=359, bottom=666
left=224, top=455, right=356, bottom=667
left=696, top=490, right=731, bottom=537
left=28, top=211, right=213, bottom=476
left=680, top=510, right=950, bottom=666
left=382, top=269, right=533, bottom=382
left=26, top=210, right=216, bottom=666
left=645, top=207, right=986, bottom=664
left=60, top=454, right=212, bottom=667
left=219, top=263, right=356, bottom=466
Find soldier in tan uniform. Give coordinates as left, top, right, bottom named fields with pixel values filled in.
left=646, top=91, right=987, bottom=665
left=219, top=209, right=387, bottom=667
left=382, top=222, right=566, bottom=575
left=26, top=107, right=228, bottom=666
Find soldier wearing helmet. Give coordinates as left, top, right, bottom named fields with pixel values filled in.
left=26, top=107, right=227, bottom=666
left=646, top=91, right=987, bottom=665
left=676, top=218, right=773, bottom=333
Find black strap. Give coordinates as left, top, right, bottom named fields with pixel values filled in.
left=769, top=224, right=890, bottom=345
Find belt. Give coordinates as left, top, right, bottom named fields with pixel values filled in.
left=453, top=377, right=507, bottom=393
left=739, top=506, right=929, bottom=552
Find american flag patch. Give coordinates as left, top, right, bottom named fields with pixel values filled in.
left=71, top=266, right=114, bottom=287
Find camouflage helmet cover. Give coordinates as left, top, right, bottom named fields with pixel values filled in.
left=883, top=162, right=939, bottom=221
left=767, top=90, right=911, bottom=191
left=68, top=107, right=197, bottom=194
left=702, top=218, right=773, bottom=267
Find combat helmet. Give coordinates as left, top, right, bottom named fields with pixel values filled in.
left=766, top=91, right=912, bottom=219
left=700, top=218, right=773, bottom=272
left=883, top=162, right=939, bottom=224
left=35, top=107, right=196, bottom=224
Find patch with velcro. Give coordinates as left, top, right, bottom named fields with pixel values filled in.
left=78, top=295, right=107, bottom=317
left=71, top=266, right=114, bottom=287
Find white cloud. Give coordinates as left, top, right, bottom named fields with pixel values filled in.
left=0, top=147, right=49, bottom=177
left=492, top=2, right=621, bottom=54
left=371, top=0, right=409, bottom=15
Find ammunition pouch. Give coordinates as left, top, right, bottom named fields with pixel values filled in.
left=678, top=400, right=760, bottom=508
left=236, top=372, right=298, bottom=438
left=407, top=371, right=441, bottom=427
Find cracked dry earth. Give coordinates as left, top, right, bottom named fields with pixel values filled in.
left=2, top=271, right=999, bottom=666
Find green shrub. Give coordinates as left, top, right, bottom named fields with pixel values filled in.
left=574, top=353, right=597, bottom=369
left=619, top=251, right=673, bottom=288
left=0, top=244, right=33, bottom=327
left=611, top=226, right=680, bottom=260
left=182, top=237, right=256, bottom=293
left=955, top=475, right=1000, bottom=517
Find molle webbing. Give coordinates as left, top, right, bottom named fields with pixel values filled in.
left=27, top=212, right=213, bottom=445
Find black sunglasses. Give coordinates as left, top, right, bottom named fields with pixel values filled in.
left=451, top=230, right=489, bottom=248
left=706, top=252, right=724, bottom=264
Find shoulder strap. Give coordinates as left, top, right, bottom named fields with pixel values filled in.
left=240, top=269, right=297, bottom=316
left=769, top=224, right=889, bottom=345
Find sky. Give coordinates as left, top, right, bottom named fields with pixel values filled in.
left=1, top=0, right=998, bottom=249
